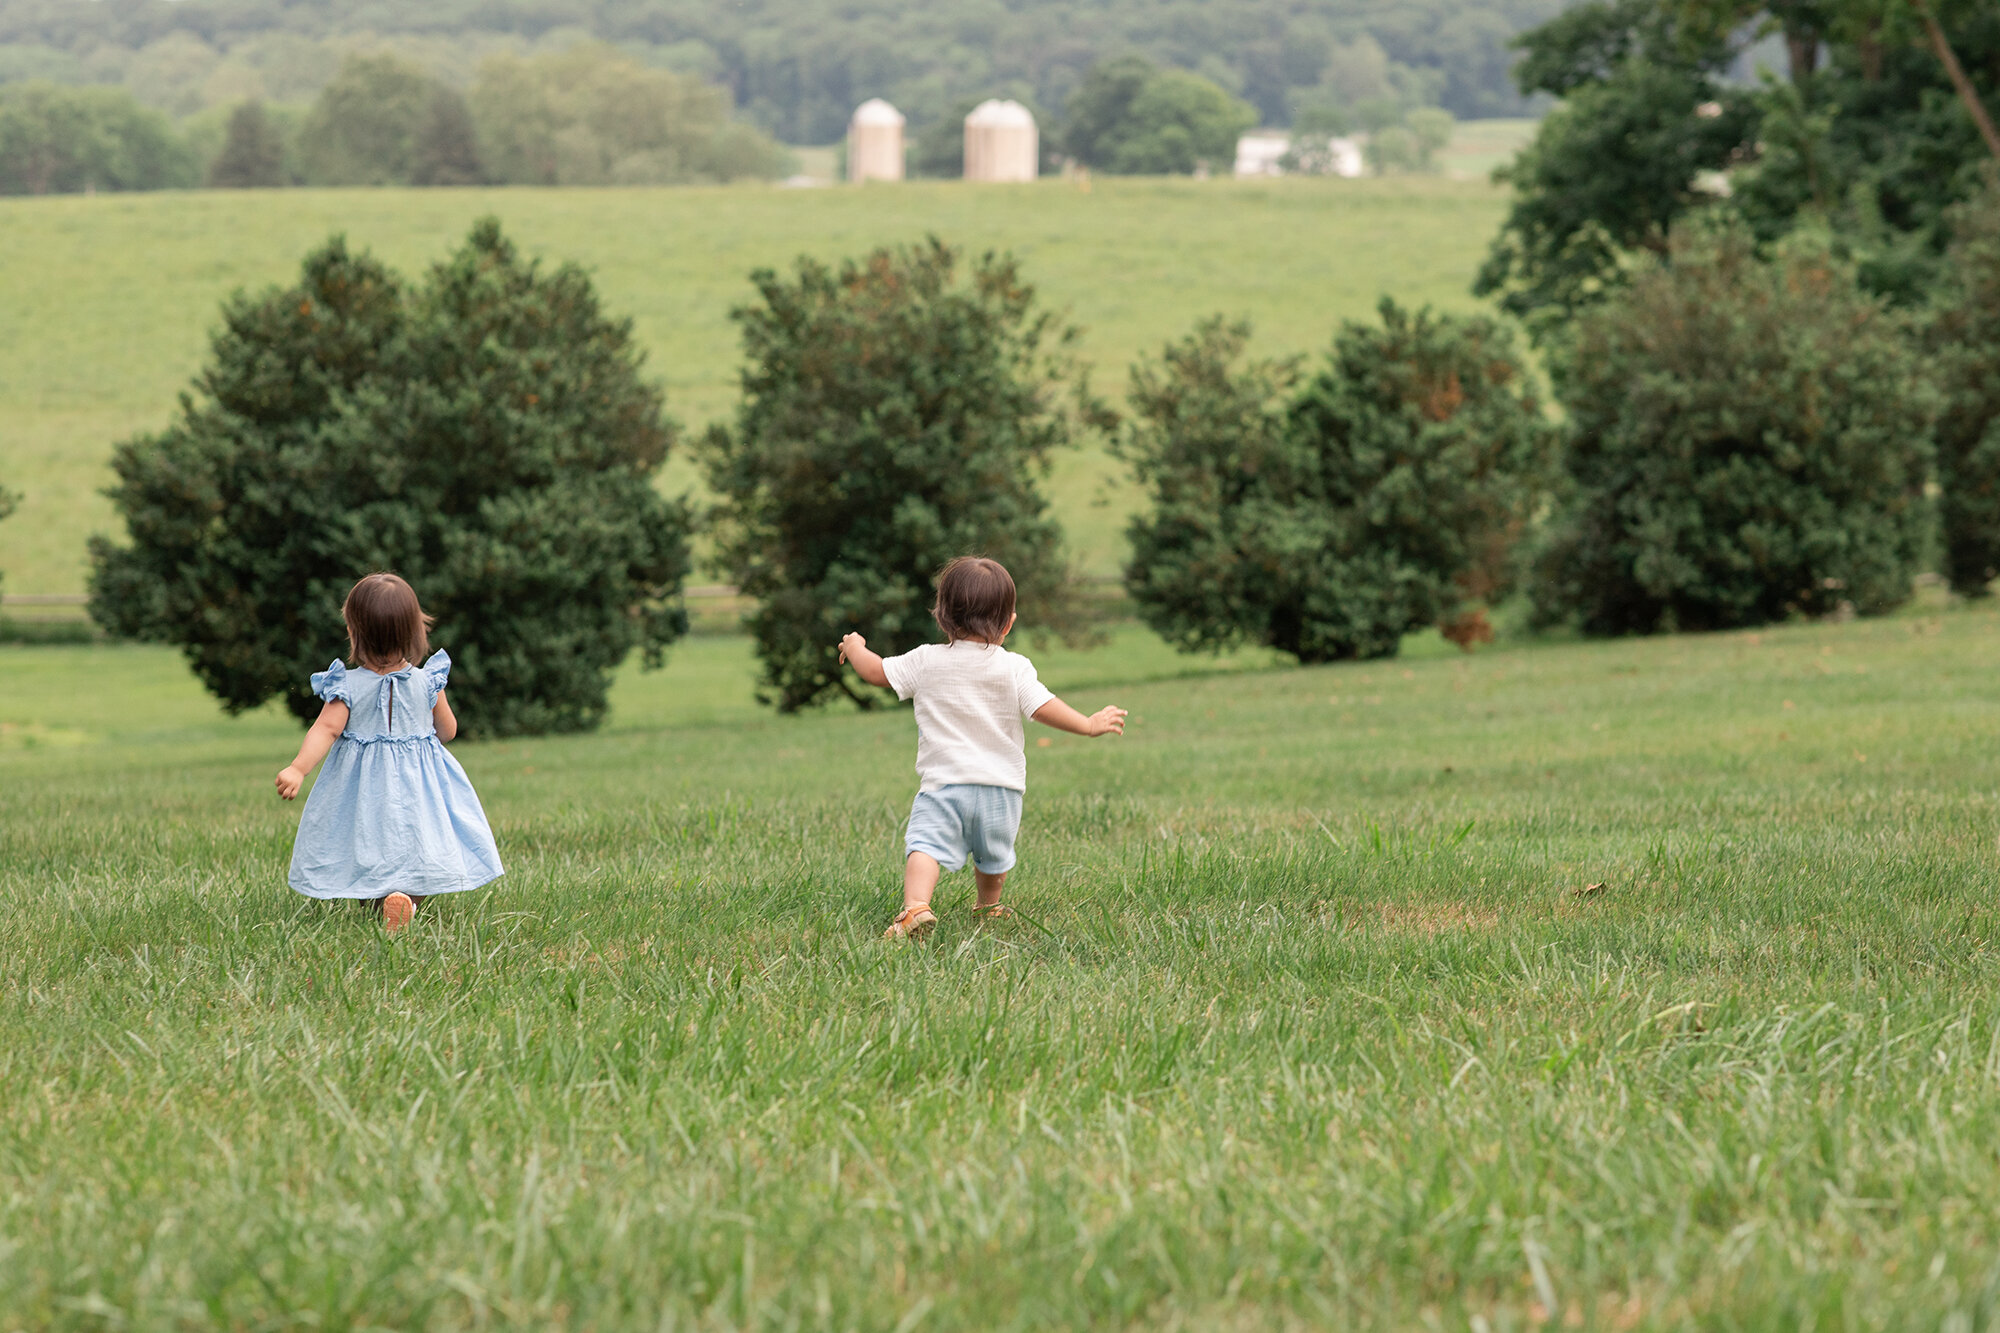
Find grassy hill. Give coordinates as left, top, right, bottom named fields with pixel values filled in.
left=0, top=174, right=1510, bottom=598
left=3, top=592, right=1998, bottom=1327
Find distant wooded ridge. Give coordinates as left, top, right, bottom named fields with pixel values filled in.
left=0, top=0, right=1563, bottom=138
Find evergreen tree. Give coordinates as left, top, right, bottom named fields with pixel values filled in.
left=1532, top=220, right=1935, bottom=633
left=89, top=220, right=691, bottom=736
left=207, top=100, right=287, bottom=188
left=702, top=238, right=1098, bottom=711
left=1121, top=304, right=1556, bottom=663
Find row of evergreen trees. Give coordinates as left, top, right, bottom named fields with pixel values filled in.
left=79, top=198, right=2000, bottom=735
left=1117, top=211, right=1990, bottom=658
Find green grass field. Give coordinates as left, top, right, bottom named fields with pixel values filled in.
left=0, top=174, right=1510, bottom=598
left=8, top=592, right=2000, bottom=1329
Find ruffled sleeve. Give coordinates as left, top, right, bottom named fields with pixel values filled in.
left=310, top=659, right=350, bottom=706
left=422, top=650, right=451, bottom=705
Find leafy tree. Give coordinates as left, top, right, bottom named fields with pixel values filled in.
left=1281, top=104, right=1355, bottom=175
left=1930, top=182, right=2000, bottom=596
left=1482, top=0, right=2000, bottom=327
left=1120, top=303, right=1556, bottom=664
left=89, top=220, right=691, bottom=737
left=296, top=53, right=439, bottom=186
left=470, top=45, right=786, bottom=186
left=412, top=85, right=483, bottom=186
left=1406, top=107, right=1456, bottom=162
left=1475, top=0, right=1756, bottom=329
left=1290, top=103, right=1350, bottom=139
left=1727, top=0, right=2000, bottom=301
left=1290, top=37, right=1401, bottom=117
left=1064, top=57, right=1257, bottom=175
left=1064, top=58, right=1153, bottom=167
left=702, top=238, right=1098, bottom=712
left=911, top=96, right=981, bottom=178
left=207, top=99, right=286, bottom=187
left=0, top=82, right=196, bottom=194
left=1531, top=220, right=1934, bottom=634
left=1365, top=106, right=1457, bottom=172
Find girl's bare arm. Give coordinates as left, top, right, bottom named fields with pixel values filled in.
left=276, top=701, right=349, bottom=799
left=1032, top=698, right=1127, bottom=737
left=838, top=632, right=891, bottom=688
left=432, top=690, right=457, bottom=742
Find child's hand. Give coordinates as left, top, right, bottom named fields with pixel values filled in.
left=276, top=766, right=305, bottom=800
left=1088, top=705, right=1128, bottom=737
left=838, top=632, right=867, bottom=665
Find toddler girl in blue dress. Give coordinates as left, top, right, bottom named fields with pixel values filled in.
left=275, top=573, right=503, bottom=932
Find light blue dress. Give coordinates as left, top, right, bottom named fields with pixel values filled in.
left=287, top=650, right=504, bottom=901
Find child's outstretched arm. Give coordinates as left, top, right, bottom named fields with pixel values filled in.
left=433, top=691, right=457, bottom=742
left=1032, top=698, right=1127, bottom=737
left=276, top=701, right=350, bottom=800
left=837, top=632, right=891, bottom=688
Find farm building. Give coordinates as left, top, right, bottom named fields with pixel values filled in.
left=1234, top=130, right=1364, bottom=179
left=964, top=99, right=1038, bottom=182
left=848, top=99, right=906, bottom=182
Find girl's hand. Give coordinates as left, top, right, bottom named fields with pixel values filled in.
left=276, top=766, right=305, bottom=800
left=838, top=632, right=867, bottom=665
left=1088, top=705, right=1129, bottom=737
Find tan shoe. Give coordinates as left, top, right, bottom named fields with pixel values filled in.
left=883, top=904, right=937, bottom=940
left=382, top=892, right=415, bottom=935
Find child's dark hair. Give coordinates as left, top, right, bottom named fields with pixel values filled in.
left=932, top=556, right=1016, bottom=643
left=343, top=573, right=433, bottom=668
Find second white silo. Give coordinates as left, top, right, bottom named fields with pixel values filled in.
left=963, top=99, right=1038, bottom=183
left=848, top=98, right=906, bottom=182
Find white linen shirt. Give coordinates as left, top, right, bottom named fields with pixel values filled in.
left=881, top=639, right=1056, bottom=793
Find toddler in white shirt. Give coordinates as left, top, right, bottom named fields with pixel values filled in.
left=839, top=557, right=1128, bottom=939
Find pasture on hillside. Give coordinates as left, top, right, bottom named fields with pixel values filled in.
left=0, top=175, right=1508, bottom=598
left=6, top=596, right=2000, bottom=1329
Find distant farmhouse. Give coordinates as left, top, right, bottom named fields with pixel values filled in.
left=1235, top=130, right=1364, bottom=179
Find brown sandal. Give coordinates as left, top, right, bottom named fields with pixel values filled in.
left=883, top=904, right=938, bottom=940
left=971, top=903, right=1013, bottom=921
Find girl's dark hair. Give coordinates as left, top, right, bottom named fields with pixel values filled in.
left=343, top=573, right=432, bottom=668
left=932, top=556, right=1016, bottom=643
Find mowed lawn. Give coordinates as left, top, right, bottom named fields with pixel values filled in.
left=0, top=175, right=1509, bottom=597
left=7, top=600, right=2000, bottom=1329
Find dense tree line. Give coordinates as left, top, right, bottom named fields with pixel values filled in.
left=0, top=0, right=1562, bottom=148
left=0, top=44, right=792, bottom=193
left=0, top=80, right=195, bottom=191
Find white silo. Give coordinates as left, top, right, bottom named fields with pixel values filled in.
left=963, top=99, right=1038, bottom=183
left=847, top=99, right=906, bottom=182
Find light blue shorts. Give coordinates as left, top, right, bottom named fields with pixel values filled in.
left=905, top=784, right=1024, bottom=875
